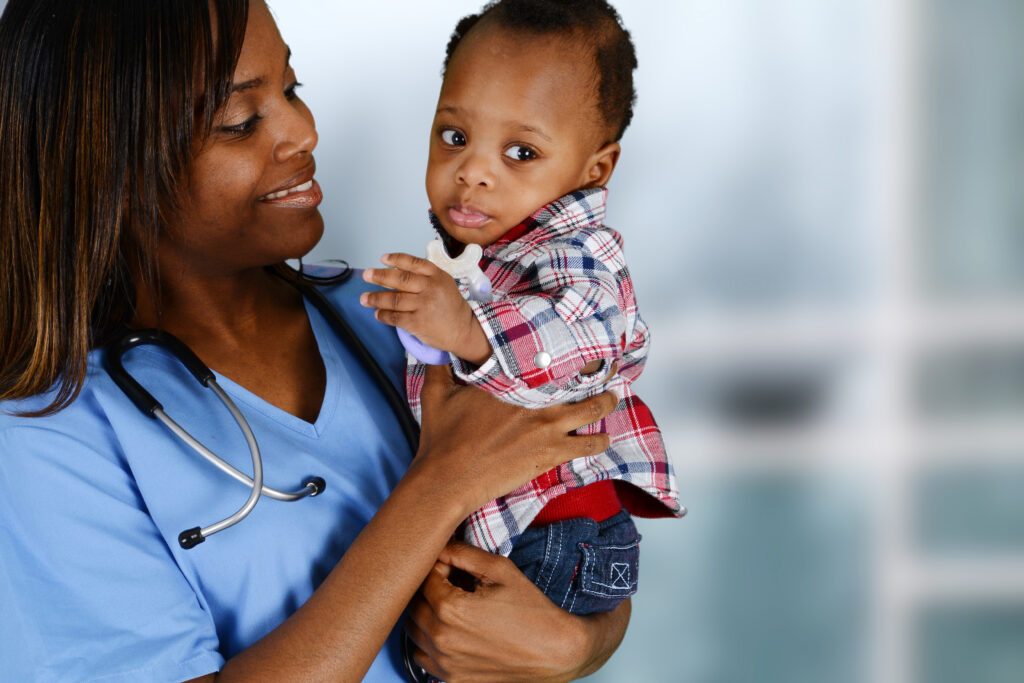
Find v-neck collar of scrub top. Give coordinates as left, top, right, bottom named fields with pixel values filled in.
left=210, top=296, right=343, bottom=439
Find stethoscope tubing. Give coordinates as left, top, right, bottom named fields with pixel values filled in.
left=106, top=269, right=430, bottom=681
left=106, top=319, right=327, bottom=549
left=160, top=379, right=265, bottom=540
left=153, top=384, right=319, bottom=502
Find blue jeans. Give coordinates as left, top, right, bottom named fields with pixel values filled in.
left=507, top=509, right=641, bottom=616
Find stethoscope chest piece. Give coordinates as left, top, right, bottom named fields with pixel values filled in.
left=105, top=328, right=327, bottom=549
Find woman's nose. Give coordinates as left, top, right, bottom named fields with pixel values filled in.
left=273, top=106, right=318, bottom=163
left=455, top=153, right=496, bottom=189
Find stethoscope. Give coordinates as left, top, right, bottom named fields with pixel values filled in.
left=103, top=265, right=430, bottom=681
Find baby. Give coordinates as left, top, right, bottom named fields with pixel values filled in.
left=363, top=0, right=683, bottom=618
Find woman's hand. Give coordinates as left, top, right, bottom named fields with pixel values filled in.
left=406, top=542, right=631, bottom=682
left=410, top=364, right=618, bottom=519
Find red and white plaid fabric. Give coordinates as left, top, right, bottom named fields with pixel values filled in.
left=407, top=188, right=682, bottom=555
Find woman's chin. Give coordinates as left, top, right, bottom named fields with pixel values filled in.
left=278, top=213, right=326, bottom=261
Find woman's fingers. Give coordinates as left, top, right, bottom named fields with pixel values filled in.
left=407, top=548, right=587, bottom=682
left=549, top=390, right=619, bottom=434
left=437, top=541, right=518, bottom=586
left=561, top=430, right=613, bottom=461
left=416, top=367, right=619, bottom=514
left=419, top=563, right=463, bottom=610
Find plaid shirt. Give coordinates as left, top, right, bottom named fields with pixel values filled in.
left=407, top=188, right=682, bottom=555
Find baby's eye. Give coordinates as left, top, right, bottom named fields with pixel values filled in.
left=440, top=129, right=467, bottom=147
left=504, top=145, right=538, bottom=162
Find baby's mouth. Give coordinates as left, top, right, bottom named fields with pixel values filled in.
left=448, top=205, right=492, bottom=229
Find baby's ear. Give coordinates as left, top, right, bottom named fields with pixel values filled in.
left=582, top=142, right=621, bottom=188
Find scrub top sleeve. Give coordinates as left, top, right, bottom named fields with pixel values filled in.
left=0, top=425, right=224, bottom=683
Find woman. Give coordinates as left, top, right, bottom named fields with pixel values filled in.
left=0, top=1, right=630, bottom=681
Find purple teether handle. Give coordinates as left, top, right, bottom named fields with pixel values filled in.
left=397, top=328, right=450, bottom=365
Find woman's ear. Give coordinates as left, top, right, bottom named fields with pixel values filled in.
left=581, top=142, right=621, bottom=189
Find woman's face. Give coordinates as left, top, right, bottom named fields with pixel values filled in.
left=163, top=1, right=323, bottom=276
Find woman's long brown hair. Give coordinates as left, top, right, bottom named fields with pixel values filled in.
left=0, top=0, right=249, bottom=416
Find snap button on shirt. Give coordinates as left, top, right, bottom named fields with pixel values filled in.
left=533, top=351, right=552, bottom=369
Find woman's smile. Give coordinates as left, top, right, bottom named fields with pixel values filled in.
left=259, top=178, right=323, bottom=208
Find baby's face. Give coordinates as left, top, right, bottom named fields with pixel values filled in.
left=426, top=26, right=612, bottom=246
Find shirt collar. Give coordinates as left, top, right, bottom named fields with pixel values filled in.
left=488, top=187, right=608, bottom=259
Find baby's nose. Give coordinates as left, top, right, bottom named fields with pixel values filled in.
left=456, top=155, right=496, bottom=189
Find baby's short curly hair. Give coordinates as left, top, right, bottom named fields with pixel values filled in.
left=443, top=0, right=638, bottom=142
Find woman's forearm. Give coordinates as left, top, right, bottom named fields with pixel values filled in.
left=213, top=459, right=465, bottom=682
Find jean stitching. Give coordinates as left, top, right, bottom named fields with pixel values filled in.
left=587, top=578, right=637, bottom=591
left=540, top=521, right=562, bottom=594
left=538, top=523, right=555, bottom=593
left=580, top=586, right=635, bottom=598
left=579, top=542, right=638, bottom=597
left=560, top=546, right=577, bottom=610
left=584, top=542, right=639, bottom=552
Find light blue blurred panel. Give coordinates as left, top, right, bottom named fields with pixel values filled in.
left=916, top=463, right=1024, bottom=555
left=925, top=0, right=1024, bottom=297
left=586, top=473, right=869, bottom=683
left=918, top=606, right=1024, bottom=683
left=916, top=344, right=1024, bottom=419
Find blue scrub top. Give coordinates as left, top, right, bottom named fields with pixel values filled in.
left=0, top=273, right=413, bottom=682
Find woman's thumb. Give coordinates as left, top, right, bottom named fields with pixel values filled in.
left=438, top=541, right=514, bottom=585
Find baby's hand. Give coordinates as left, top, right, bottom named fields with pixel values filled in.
left=361, top=253, right=491, bottom=365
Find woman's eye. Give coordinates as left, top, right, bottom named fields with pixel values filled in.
left=504, top=145, right=538, bottom=162
left=221, top=114, right=263, bottom=136
left=441, top=129, right=466, bottom=146
left=285, top=81, right=303, bottom=101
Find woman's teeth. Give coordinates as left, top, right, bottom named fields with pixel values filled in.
left=261, top=180, right=313, bottom=200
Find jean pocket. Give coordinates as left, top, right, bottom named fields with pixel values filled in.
left=577, top=537, right=640, bottom=599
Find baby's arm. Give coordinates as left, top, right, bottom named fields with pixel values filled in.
left=449, top=246, right=626, bottom=408
left=363, top=231, right=634, bottom=408
left=360, top=252, right=492, bottom=364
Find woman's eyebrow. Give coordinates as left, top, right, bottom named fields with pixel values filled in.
left=230, top=47, right=293, bottom=94
left=231, top=77, right=264, bottom=94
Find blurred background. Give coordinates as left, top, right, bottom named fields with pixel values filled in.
left=270, top=0, right=1024, bottom=681
left=0, top=0, right=997, bottom=679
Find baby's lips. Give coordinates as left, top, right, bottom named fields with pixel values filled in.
left=448, top=205, right=492, bottom=229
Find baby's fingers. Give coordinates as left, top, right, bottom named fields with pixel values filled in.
left=373, top=308, right=417, bottom=329
left=362, top=266, right=429, bottom=293
left=360, top=289, right=420, bottom=312
left=381, top=252, right=442, bottom=276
